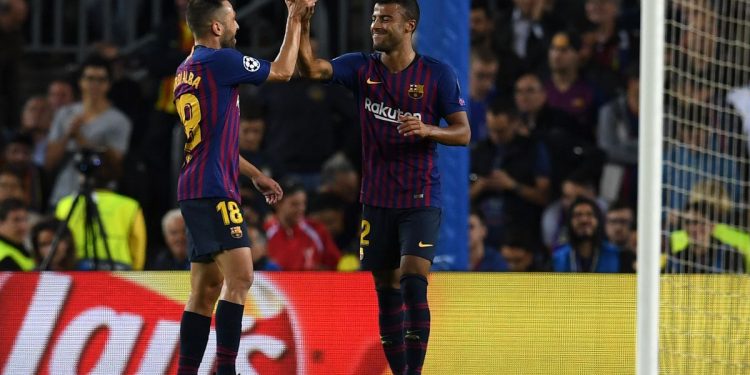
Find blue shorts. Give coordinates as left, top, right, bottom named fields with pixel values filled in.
left=359, top=204, right=442, bottom=271
left=179, top=198, right=250, bottom=263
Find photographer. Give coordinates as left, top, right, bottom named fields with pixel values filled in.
left=53, top=150, right=145, bottom=270
left=44, top=56, right=132, bottom=206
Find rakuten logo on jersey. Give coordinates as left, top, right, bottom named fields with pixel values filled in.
left=0, top=273, right=304, bottom=375
left=364, top=98, right=422, bottom=124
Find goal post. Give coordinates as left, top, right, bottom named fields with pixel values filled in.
left=637, top=0, right=666, bottom=374
left=648, top=0, right=750, bottom=373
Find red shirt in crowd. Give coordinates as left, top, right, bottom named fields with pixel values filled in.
left=264, top=217, right=341, bottom=271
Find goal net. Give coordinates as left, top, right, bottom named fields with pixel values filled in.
left=660, top=0, right=750, bottom=372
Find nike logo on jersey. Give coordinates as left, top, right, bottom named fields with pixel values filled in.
left=418, top=241, right=433, bottom=248
left=366, top=77, right=382, bottom=85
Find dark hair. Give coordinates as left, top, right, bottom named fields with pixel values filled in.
left=186, top=0, right=226, bottom=37
left=376, top=0, right=420, bottom=27
left=279, top=179, right=307, bottom=199
left=79, top=56, right=113, bottom=82
left=552, top=30, right=583, bottom=51
left=567, top=196, right=605, bottom=245
left=501, top=230, right=541, bottom=254
left=0, top=198, right=26, bottom=221
left=487, top=98, right=519, bottom=120
left=470, top=207, right=486, bottom=225
left=30, top=217, right=76, bottom=270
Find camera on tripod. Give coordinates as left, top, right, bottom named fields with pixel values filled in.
left=74, top=148, right=103, bottom=177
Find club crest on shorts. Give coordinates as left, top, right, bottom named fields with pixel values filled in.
left=408, top=84, right=424, bottom=99
left=230, top=226, right=243, bottom=239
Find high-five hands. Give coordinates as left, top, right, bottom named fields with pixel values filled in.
left=286, top=0, right=317, bottom=18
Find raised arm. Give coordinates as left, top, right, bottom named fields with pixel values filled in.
left=266, top=1, right=315, bottom=82
left=297, top=9, right=333, bottom=80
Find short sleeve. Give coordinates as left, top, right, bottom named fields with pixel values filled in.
left=330, top=53, right=368, bottom=91
left=103, top=111, right=132, bottom=154
left=436, top=64, right=468, bottom=119
left=213, top=49, right=271, bottom=86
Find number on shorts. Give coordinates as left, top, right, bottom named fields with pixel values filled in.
left=176, top=93, right=202, bottom=164
left=360, top=219, right=371, bottom=246
left=216, top=201, right=243, bottom=226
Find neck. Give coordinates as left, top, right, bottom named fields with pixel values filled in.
left=469, top=244, right=485, bottom=269
left=552, top=70, right=577, bottom=89
left=576, top=241, right=594, bottom=258
left=82, top=97, right=109, bottom=113
left=596, top=21, right=616, bottom=41
left=280, top=216, right=297, bottom=229
left=380, top=45, right=416, bottom=73
left=195, top=38, right=221, bottom=50
left=627, top=94, right=638, bottom=114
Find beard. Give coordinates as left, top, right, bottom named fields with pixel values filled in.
left=570, top=227, right=595, bottom=244
left=219, top=23, right=236, bottom=49
left=372, top=34, right=395, bottom=53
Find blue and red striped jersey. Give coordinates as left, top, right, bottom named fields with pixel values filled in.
left=174, top=46, right=270, bottom=202
left=330, top=53, right=467, bottom=208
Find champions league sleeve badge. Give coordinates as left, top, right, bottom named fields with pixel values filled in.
left=243, top=56, right=261, bottom=72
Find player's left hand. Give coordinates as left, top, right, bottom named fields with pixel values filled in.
left=252, top=175, right=283, bottom=205
left=397, top=115, right=433, bottom=138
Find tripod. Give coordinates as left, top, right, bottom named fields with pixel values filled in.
left=40, top=174, right=115, bottom=271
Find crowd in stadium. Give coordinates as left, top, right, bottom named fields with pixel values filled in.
left=0, top=0, right=747, bottom=274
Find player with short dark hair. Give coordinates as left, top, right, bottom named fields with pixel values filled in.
left=298, top=1, right=470, bottom=373
left=175, top=1, right=315, bottom=374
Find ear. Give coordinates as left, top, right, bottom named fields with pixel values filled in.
left=211, top=21, right=223, bottom=36
left=405, top=19, right=417, bottom=33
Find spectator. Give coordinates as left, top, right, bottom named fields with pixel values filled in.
left=0, top=167, right=24, bottom=203
left=18, top=96, right=53, bottom=167
left=264, top=182, right=341, bottom=271
left=667, top=201, right=747, bottom=274
left=316, top=154, right=360, bottom=253
left=500, top=230, right=549, bottom=272
left=605, top=201, right=636, bottom=253
left=308, top=192, right=353, bottom=254
left=47, top=79, right=76, bottom=114
left=0, top=0, right=28, bottom=132
left=542, top=168, right=608, bottom=250
left=470, top=101, right=551, bottom=247
left=467, top=209, right=505, bottom=271
left=0, top=198, right=33, bottom=271
left=470, top=0, right=495, bottom=51
left=29, top=217, right=77, bottom=271
left=45, top=57, right=132, bottom=206
left=237, top=101, right=284, bottom=227
left=260, top=35, right=357, bottom=191
left=494, top=0, right=564, bottom=88
left=54, top=154, right=145, bottom=270
left=553, top=197, right=634, bottom=272
left=663, top=110, right=744, bottom=216
left=582, top=0, right=638, bottom=93
left=3, top=132, right=50, bottom=212
left=247, top=225, right=280, bottom=271
left=468, top=48, right=499, bottom=143
left=597, top=65, right=639, bottom=205
left=545, top=30, right=601, bottom=141
left=151, top=208, right=189, bottom=270
left=514, top=72, right=604, bottom=196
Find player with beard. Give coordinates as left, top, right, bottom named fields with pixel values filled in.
left=553, top=196, right=634, bottom=273
left=174, top=1, right=315, bottom=374
left=297, top=1, right=471, bottom=373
